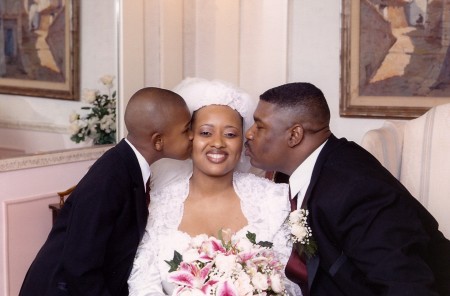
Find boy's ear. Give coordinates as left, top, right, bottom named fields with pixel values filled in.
left=287, top=124, right=303, bottom=147
left=151, top=133, right=163, bottom=151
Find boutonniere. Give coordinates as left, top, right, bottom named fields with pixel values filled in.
left=287, top=209, right=317, bottom=258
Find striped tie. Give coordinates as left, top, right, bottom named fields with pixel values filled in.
left=145, top=177, right=151, bottom=207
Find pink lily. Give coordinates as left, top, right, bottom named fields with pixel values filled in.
left=200, top=237, right=227, bottom=259
left=238, top=250, right=258, bottom=263
left=168, top=262, right=218, bottom=291
left=216, top=280, right=239, bottom=296
left=172, top=286, right=205, bottom=296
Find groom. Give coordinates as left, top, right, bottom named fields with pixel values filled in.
left=244, top=82, right=450, bottom=295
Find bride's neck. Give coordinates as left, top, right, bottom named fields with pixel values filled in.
left=189, top=170, right=234, bottom=197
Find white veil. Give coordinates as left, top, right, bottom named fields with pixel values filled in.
left=150, top=77, right=260, bottom=191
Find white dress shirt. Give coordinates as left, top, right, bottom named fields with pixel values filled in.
left=289, top=140, right=327, bottom=209
left=125, top=138, right=152, bottom=187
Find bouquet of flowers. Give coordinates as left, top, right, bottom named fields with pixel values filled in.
left=165, top=230, right=287, bottom=296
left=69, top=75, right=117, bottom=145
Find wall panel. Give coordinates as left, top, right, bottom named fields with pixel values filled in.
left=4, top=194, right=57, bottom=295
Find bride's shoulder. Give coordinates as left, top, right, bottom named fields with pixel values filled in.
left=234, top=172, right=289, bottom=196
left=151, top=175, right=189, bottom=203
left=147, top=176, right=188, bottom=229
left=234, top=172, right=290, bottom=234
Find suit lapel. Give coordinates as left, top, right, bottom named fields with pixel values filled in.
left=304, top=135, right=343, bottom=287
left=303, top=134, right=341, bottom=206
left=116, top=139, right=147, bottom=240
left=307, top=255, right=320, bottom=290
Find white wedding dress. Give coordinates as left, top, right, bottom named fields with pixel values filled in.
left=128, top=172, right=302, bottom=296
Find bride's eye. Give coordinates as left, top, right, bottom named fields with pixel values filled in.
left=224, top=132, right=237, bottom=138
left=199, top=130, right=212, bottom=137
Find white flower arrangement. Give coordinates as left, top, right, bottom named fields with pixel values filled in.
left=69, top=75, right=117, bottom=145
left=287, top=209, right=317, bottom=258
left=165, top=231, right=288, bottom=296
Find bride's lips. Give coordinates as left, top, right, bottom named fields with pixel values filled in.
left=206, top=150, right=228, bottom=163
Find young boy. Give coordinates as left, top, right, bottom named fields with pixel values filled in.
left=20, top=87, right=193, bottom=296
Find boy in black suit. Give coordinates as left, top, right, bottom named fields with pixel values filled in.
left=245, top=82, right=450, bottom=295
left=20, top=87, right=193, bottom=296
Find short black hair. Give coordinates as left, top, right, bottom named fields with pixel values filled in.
left=260, top=82, right=330, bottom=126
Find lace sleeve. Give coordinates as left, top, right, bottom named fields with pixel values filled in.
left=128, top=179, right=187, bottom=296
left=260, top=177, right=303, bottom=296
left=128, top=227, right=165, bottom=296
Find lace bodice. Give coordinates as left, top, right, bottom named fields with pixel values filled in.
left=128, top=172, right=302, bottom=295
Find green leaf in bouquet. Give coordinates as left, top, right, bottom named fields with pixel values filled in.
left=257, top=240, right=273, bottom=248
left=246, top=231, right=257, bottom=244
left=165, top=250, right=183, bottom=272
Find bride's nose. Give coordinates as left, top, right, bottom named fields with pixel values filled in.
left=210, top=133, right=225, bottom=148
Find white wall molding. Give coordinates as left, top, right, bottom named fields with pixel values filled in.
left=0, top=119, right=68, bottom=134
left=0, top=145, right=111, bottom=172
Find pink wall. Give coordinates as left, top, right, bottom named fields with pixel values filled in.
left=0, top=157, right=100, bottom=295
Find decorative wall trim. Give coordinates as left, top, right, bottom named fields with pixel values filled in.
left=0, top=145, right=112, bottom=172
left=0, top=119, right=68, bottom=134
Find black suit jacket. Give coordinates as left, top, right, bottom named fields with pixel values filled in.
left=298, top=135, right=450, bottom=296
left=20, top=139, right=148, bottom=296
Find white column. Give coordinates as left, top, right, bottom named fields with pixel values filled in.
left=118, top=0, right=145, bottom=138
left=239, top=0, right=289, bottom=98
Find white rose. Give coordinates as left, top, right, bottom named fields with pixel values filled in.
left=234, top=271, right=253, bottom=295
left=182, top=249, right=200, bottom=263
left=242, top=260, right=257, bottom=275
left=235, top=238, right=253, bottom=252
left=100, top=115, right=115, bottom=131
left=291, top=224, right=307, bottom=241
left=82, top=89, right=97, bottom=103
left=191, top=234, right=209, bottom=248
left=251, top=272, right=269, bottom=291
left=269, top=273, right=284, bottom=293
left=69, top=111, right=79, bottom=123
left=100, top=74, right=115, bottom=88
left=69, top=122, right=81, bottom=134
left=214, top=253, right=236, bottom=276
left=289, top=209, right=302, bottom=224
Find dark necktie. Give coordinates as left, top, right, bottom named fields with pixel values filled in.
left=285, top=193, right=309, bottom=295
left=145, top=177, right=151, bottom=207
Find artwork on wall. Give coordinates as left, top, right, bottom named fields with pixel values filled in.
left=0, top=0, right=79, bottom=100
left=340, top=0, right=450, bottom=118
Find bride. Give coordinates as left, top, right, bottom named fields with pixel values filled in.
left=128, top=78, right=301, bottom=295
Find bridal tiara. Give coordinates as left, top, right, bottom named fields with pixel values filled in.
left=172, top=77, right=258, bottom=134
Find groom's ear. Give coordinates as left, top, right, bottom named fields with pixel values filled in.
left=151, top=133, right=164, bottom=152
left=287, top=124, right=303, bottom=147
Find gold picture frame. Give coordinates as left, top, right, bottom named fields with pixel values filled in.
left=340, top=0, right=450, bottom=119
left=0, top=0, right=79, bottom=100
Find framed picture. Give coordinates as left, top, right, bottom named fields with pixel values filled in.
left=340, top=0, right=450, bottom=118
left=0, top=0, right=79, bottom=100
